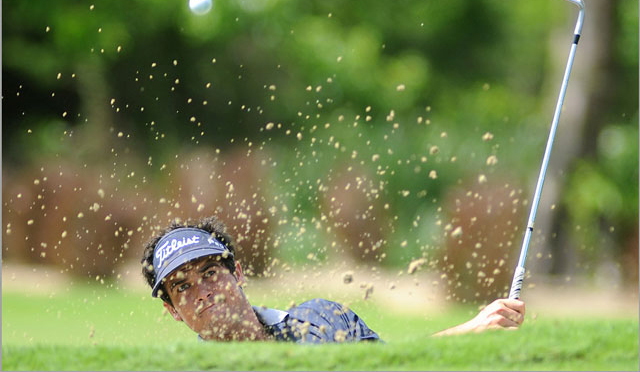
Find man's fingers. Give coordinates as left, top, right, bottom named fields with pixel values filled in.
left=500, top=299, right=526, bottom=316
left=484, top=314, right=519, bottom=330
left=471, top=298, right=527, bottom=333
left=496, top=314, right=520, bottom=328
left=497, top=307, right=524, bottom=325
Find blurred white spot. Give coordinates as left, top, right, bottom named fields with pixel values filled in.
left=407, top=258, right=426, bottom=274
left=451, top=226, right=463, bottom=238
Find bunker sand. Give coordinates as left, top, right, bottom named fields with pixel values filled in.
left=3, top=262, right=637, bottom=319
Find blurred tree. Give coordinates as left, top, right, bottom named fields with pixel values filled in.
left=528, top=0, right=639, bottom=286
left=2, top=0, right=637, bottom=297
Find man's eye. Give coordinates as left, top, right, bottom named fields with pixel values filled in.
left=177, top=283, right=191, bottom=292
left=203, top=270, right=217, bottom=278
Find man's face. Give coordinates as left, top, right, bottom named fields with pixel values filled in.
left=162, top=256, right=264, bottom=341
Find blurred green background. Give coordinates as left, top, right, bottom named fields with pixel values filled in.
left=2, top=0, right=638, bottom=307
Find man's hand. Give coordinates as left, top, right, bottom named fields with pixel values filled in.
left=432, top=298, right=526, bottom=336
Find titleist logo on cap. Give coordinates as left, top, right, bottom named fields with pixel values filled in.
left=155, top=235, right=201, bottom=269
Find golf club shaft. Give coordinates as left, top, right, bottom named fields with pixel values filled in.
left=508, top=1, right=584, bottom=300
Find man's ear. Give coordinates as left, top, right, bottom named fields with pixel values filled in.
left=164, top=302, right=183, bottom=322
left=234, top=261, right=246, bottom=287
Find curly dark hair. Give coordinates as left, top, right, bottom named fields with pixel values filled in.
left=141, top=216, right=237, bottom=306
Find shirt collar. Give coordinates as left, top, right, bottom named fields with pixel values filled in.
left=252, top=305, right=289, bottom=326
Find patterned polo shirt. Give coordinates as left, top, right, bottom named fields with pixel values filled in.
left=253, top=298, right=381, bottom=343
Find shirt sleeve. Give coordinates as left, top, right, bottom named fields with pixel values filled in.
left=286, top=298, right=382, bottom=344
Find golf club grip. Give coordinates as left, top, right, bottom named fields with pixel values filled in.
left=508, top=266, right=525, bottom=300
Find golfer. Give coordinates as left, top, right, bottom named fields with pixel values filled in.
left=141, top=216, right=525, bottom=343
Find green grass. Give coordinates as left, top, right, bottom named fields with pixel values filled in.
left=2, top=285, right=639, bottom=371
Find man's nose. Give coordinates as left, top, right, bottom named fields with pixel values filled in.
left=197, top=287, right=214, bottom=303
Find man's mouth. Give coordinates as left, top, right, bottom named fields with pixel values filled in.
left=198, top=303, right=215, bottom=316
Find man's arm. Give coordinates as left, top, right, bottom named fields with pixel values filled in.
left=432, top=298, right=526, bottom=337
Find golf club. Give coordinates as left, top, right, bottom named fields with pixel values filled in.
left=508, top=0, right=585, bottom=300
